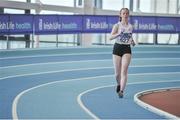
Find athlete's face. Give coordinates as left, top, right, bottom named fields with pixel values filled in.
left=120, top=9, right=129, bottom=20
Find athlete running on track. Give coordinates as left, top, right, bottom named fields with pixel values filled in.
left=109, top=8, right=135, bottom=98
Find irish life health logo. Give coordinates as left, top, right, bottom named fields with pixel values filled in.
left=133, top=20, right=138, bottom=30
left=39, top=19, right=43, bottom=31
left=86, top=18, right=91, bottom=29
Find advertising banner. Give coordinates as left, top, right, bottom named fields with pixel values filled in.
left=34, top=15, right=59, bottom=34
left=58, top=15, right=82, bottom=34
left=9, top=14, right=33, bottom=34
left=107, top=16, right=119, bottom=32
left=130, top=16, right=157, bottom=33
left=177, top=17, right=180, bottom=32
left=157, top=17, right=177, bottom=33
left=0, top=14, right=9, bottom=35
left=83, top=15, right=108, bottom=33
left=0, top=14, right=179, bottom=34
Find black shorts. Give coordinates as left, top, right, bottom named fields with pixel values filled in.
left=113, top=43, right=131, bottom=57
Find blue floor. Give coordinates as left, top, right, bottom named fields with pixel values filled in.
left=0, top=45, right=180, bottom=119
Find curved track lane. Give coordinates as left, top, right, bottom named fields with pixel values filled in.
left=0, top=45, right=180, bottom=119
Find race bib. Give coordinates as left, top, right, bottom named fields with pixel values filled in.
left=118, top=32, right=132, bottom=43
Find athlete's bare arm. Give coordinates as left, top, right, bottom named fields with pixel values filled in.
left=109, top=24, right=120, bottom=40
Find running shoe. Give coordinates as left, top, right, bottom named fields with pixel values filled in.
left=118, top=91, right=123, bottom=98
left=116, top=85, right=120, bottom=93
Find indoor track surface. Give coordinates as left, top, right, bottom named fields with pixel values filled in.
left=0, top=45, right=180, bottom=119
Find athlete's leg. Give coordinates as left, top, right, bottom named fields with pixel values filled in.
left=120, top=53, right=131, bottom=92
left=112, top=55, right=122, bottom=86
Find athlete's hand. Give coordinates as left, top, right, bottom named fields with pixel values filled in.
left=131, top=40, right=136, bottom=46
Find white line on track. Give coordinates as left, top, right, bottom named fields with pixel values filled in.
left=1, top=57, right=180, bottom=69
left=0, top=59, right=111, bottom=69
left=77, top=81, right=180, bottom=119
left=1, top=64, right=180, bottom=80
left=0, top=52, right=109, bottom=60
left=0, top=66, right=112, bottom=80
left=134, top=87, right=180, bottom=119
left=12, top=75, right=113, bottom=120
left=2, top=45, right=180, bottom=52
left=1, top=51, right=180, bottom=60
left=12, top=73, right=180, bottom=120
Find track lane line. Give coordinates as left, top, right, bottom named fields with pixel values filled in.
left=1, top=51, right=180, bottom=60
left=12, top=73, right=180, bottom=119
left=134, top=87, right=180, bottom=119
left=1, top=57, right=180, bottom=69
left=77, top=81, right=180, bottom=119
left=1, top=65, right=180, bottom=80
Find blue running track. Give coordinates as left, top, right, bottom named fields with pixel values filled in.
left=0, top=45, right=180, bottom=119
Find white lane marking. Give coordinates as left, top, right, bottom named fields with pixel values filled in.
left=77, top=85, right=107, bottom=120
left=1, top=57, right=180, bottom=69
left=134, top=87, right=180, bottom=119
left=12, top=73, right=180, bottom=120
left=0, top=46, right=83, bottom=52
left=0, top=52, right=109, bottom=60
left=77, top=84, right=115, bottom=120
left=2, top=45, right=180, bottom=53
left=1, top=51, right=180, bottom=60
left=1, top=63, right=180, bottom=80
left=77, top=81, right=180, bottom=120
left=0, top=59, right=111, bottom=69
left=12, top=75, right=113, bottom=120
left=1, top=46, right=111, bottom=52
left=0, top=67, right=112, bottom=80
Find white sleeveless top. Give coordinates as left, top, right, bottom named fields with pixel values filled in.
left=115, top=22, right=133, bottom=45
